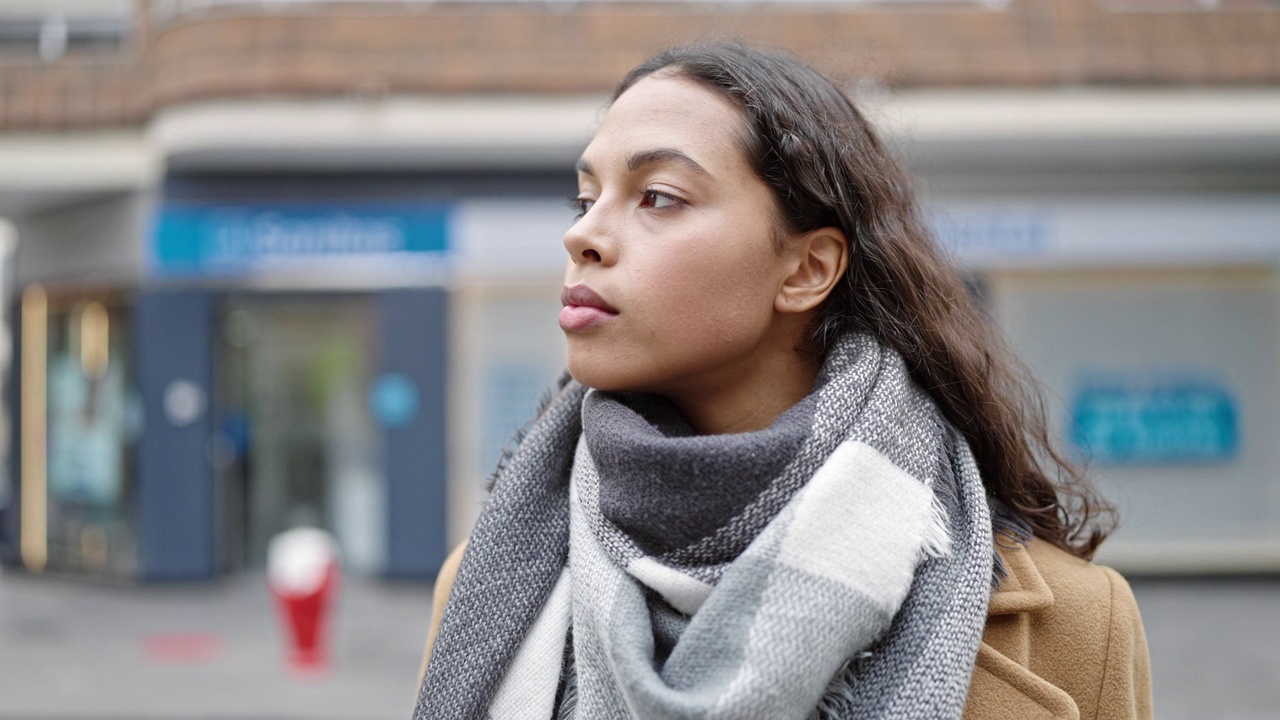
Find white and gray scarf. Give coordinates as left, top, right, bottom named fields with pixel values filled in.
left=415, top=333, right=1004, bottom=720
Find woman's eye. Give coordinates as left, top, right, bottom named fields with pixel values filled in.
left=640, top=189, right=681, bottom=210
left=569, top=196, right=595, bottom=219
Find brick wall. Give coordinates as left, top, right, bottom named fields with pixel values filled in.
left=0, top=57, right=145, bottom=130
left=3, top=0, right=1279, bottom=131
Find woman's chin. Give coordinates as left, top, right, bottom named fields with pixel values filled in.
left=566, top=366, right=626, bottom=393
left=566, top=357, right=647, bottom=394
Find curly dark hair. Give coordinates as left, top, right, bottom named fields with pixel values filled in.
left=615, top=42, right=1116, bottom=559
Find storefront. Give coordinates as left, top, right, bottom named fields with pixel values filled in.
left=3, top=173, right=579, bottom=582
left=938, top=195, right=1280, bottom=573
left=4, top=90, right=1278, bottom=580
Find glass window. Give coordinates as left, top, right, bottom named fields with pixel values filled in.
left=43, top=292, right=138, bottom=578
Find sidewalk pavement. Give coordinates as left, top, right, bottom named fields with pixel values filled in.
left=2, top=565, right=1280, bottom=720
left=0, top=567, right=433, bottom=720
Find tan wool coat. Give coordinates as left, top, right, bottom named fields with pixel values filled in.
left=421, top=537, right=1153, bottom=720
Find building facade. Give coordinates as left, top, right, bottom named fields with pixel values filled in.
left=2, top=0, right=1279, bottom=581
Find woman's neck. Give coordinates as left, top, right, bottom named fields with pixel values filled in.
left=667, top=347, right=821, bottom=435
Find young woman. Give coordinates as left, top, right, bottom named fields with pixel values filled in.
left=415, top=43, right=1152, bottom=720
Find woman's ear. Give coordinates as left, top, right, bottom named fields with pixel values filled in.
left=776, top=227, right=849, bottom=314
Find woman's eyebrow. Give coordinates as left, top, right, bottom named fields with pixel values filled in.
left=574, top=149, right=712, bottom=179
left=627, top=148, right=713, bottom=179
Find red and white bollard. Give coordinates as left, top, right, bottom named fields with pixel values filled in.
left=267, top=527, right=341, bottom=676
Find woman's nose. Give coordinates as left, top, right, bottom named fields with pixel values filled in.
left=563, top=208, right=614, bottom=266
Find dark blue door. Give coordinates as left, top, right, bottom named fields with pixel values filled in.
left=378, top=288, right=448, bottom=579
left=135, top=288, right=215, bottom=581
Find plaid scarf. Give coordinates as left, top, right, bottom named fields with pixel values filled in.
left=415, top=333, right=996, bottom=720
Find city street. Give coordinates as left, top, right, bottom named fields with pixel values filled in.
left=2, top=2, right=1280, bottom=719
left=1, top=566, right=1278, bottom=719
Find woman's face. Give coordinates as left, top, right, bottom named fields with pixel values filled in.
left=561, top=73, right=803, bottom=399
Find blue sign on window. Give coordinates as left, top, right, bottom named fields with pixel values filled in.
left=1070, top=375, right=1239, bottom=466
left=929, top=208, right=1055, bottom=259
left=151, top=203, right=450, bottom=276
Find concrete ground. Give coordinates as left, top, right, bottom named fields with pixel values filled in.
left=0, top=568, right=432, bottom=720
left=0, top=566, right=1277, bottom=719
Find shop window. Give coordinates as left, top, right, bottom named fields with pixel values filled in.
left=28, top=288, right=139, bottom=578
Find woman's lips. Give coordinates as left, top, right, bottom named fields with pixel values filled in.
left=560, top=284, right=618, bottom=331
left=559, top=305, right=615, bottom=331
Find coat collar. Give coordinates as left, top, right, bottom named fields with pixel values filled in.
left=964, top=540, right=1078, bottom=720
left=988, top=539, right=1054, bottom=616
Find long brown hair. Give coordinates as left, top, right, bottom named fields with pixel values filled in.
left=616, top=42, right=1115, bottom=559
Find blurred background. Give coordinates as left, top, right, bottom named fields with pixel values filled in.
left=0, top=0, right=1278, bottom=718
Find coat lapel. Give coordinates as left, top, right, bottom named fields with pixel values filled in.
left=963, top=542, right=1079, bottom=720
left=988, top=539, right=1054, bottom=615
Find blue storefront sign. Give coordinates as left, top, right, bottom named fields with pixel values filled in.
left=929, top=207, right=1055, bottom=261
left=1070, top=374, right=1239, bottom=466
left=151, top=203, right=450, bottom=276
